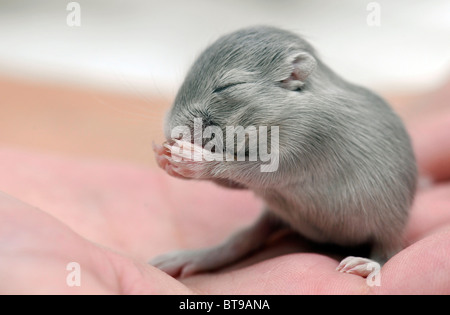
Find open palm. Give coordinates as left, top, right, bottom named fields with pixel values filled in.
left=0, top=87, right=449, bottom=294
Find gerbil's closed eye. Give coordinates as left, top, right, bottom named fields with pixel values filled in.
left=213, top=82, right=244, bottom=93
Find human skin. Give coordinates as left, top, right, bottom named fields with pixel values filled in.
left=0, top=84, right=449, bottom=294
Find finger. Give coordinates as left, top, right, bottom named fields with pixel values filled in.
left=405, top=183, right=450, bottom=243
left=373, top=228, right=450, bottom=294
left=405, top=83, right=450, bottom=181
left=182, top=252, right=369, bottom=294
left=0, top=191, right=191, bottom=294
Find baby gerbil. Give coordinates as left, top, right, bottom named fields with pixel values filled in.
left=150, top=26, right=417, bottom=279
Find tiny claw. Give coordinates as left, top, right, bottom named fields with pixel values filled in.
left=152, top=141, right=164, bottom=153
left=173, top=139, right=185, bottom=147
left=163, top=142, right=173, bottom=151
left=162, top=154, right=174, bottom=163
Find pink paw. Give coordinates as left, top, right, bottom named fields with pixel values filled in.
left=336, top=256, right=381, bottom=278
left=153, top=140, right=210, bottom=179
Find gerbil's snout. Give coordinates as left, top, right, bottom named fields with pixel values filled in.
left=166, top=109, right=224, bottom=152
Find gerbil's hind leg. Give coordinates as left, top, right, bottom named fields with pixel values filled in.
left=336, top=256, right=380, bottom=278
left=336, top=240, right=401, bottom=278
left=150, top=211, right=282, bottom=278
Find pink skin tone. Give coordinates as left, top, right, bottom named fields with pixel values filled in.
left=0, top=85, right=450, bottom=294
left=151, top=81, right=450, bottom=287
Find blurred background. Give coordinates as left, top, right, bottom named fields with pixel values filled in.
left=0, top=0, right=449, bottom=167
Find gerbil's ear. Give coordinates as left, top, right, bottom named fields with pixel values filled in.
left=281, top=52, right=316, bottom=91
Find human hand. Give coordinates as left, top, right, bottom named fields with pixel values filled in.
left=0, top=83, right=449, bottom=294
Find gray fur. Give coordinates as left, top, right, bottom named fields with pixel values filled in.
left=164, top=26, right=417, bottom=263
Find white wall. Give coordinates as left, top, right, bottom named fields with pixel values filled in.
left=0, top=0, right=449, bottom=95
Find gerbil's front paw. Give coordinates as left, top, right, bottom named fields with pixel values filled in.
left=153, top=140, right=212, bottom=179
left=149, top=248, right=219, bottom=278
left=336, top=256, right=381, bottom=278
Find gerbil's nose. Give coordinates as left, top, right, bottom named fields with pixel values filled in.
left=189, top=115, right=218, bottom=146
left=164, top=111, right=214, bottom=142
left=166, top=109, right=221, bottom=149
left=185, top=112, right=225, bottom=153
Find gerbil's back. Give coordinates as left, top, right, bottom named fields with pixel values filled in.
left=263, top=79, right=417, bottom=247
